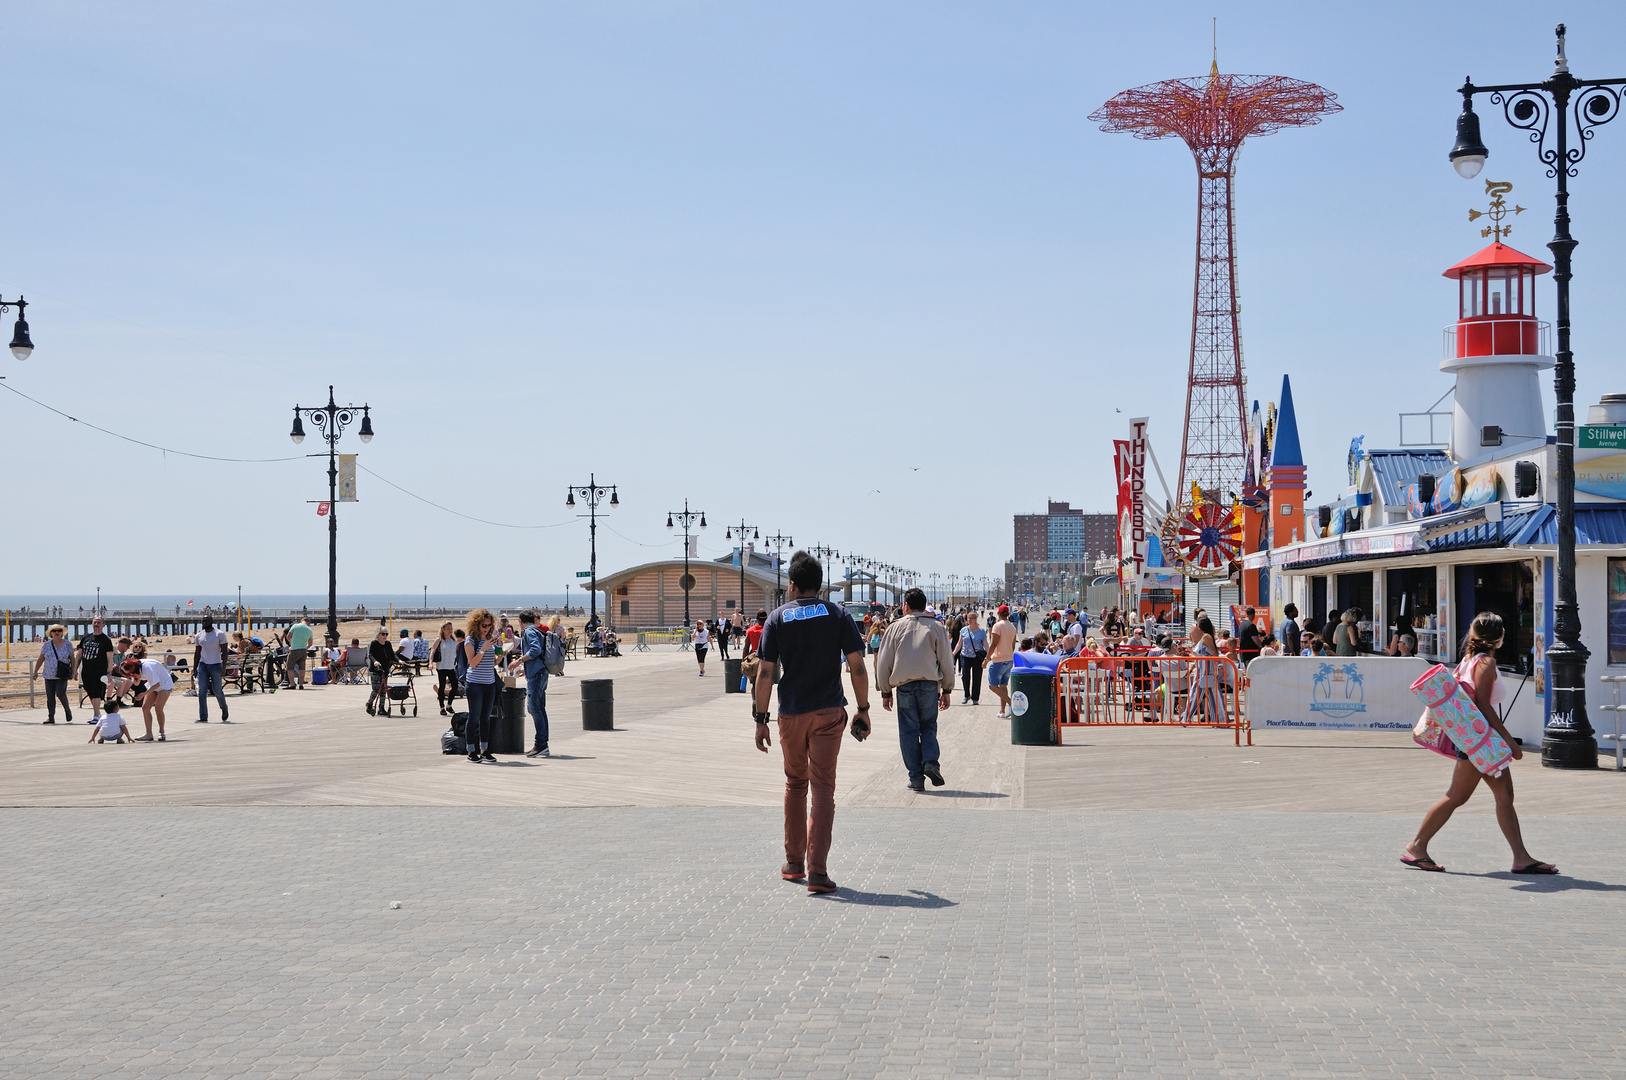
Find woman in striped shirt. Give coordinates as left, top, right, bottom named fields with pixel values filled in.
left=462, top=608, right=499, bottom=763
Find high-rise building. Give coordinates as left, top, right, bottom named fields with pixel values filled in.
left=1013, top=502, right=1115, bottom=562
left=1008, top=501, right=1117, bottom=600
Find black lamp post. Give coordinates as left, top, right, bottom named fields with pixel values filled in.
left=666, top=500, right=707, bottom=626
left=763, top=531, right=794, bottom=607
left=807, top=544, right=838, bottom=600
left=290, top=386, right=373, bottom=643
left=566, top=475, right=618, bottom=630
left=725, top=520, right=759, bottom=616
left=1452, top=23, right=1613, bottom=769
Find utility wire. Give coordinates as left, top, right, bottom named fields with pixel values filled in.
left=2, top=380, right=613, bottom=532
left=357, top=465, right=576, bottom=530
left=603, top=524, right=677, bottom=548
left=0, top=381, right=304, bottom=462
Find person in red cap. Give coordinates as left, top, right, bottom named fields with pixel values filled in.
left=985, top=605, right=1018, bottom=717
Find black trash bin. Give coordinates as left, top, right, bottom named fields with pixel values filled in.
left=1008, top=671, right=1056, bottom=746
left=582, top=678, right=614, bottom=730
left=490, top=686, right=527, bottom=754
left=723, top=657, right=744, bottom=693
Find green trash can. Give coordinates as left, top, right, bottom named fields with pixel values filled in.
left=1009, top=671, right=1055, bottom=745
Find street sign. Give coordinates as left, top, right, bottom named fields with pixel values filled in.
left=576, top=571, right=591, bottom=578
left=317, top=502, right=330, bottom=516
left=1579, top=425, right=1626, bottom=449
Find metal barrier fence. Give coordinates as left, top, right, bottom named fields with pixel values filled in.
left=0, top=656, right=38, bottom=707
left=1055, top=653, right=1251, bottom=746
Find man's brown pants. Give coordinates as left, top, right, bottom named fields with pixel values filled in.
left=777, top=706, right=846, bottom=876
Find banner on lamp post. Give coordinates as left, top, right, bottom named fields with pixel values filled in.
left=337, top=455, right=358, bottom=502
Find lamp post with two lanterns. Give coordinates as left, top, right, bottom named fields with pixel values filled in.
left=566, top=476, right=618, bottom=630
left=726, top=521, right=760, bottom=617
left=289, top=386, right=374, bottom=643
left=666, top=500, right=707, bottom=627
left=1448, top=23, right=1617, bottom=769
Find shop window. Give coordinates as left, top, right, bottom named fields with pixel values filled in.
left=1454, top=561, right=1535, bottom=672
left=1610, top=558, right=1626, bottom=665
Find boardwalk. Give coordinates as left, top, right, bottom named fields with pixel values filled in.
left=2, top=647, right=1623, bottom=1079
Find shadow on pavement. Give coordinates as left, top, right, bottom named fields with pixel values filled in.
left=929, top=790, right=1009, bottom=800
left=821, top=888, right=957, bottom=909
left=1478, top=873, right=1626, bottom=893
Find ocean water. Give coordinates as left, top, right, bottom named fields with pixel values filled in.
left=1, top=594, right=590, bottom=615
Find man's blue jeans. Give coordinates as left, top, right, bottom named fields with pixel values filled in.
left=197, top=662, right=227, bottom=720
left=894, top=681, right=941, bottom=784
left=526, top=672, right=549, bottom=750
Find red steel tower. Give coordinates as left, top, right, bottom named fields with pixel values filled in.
left=1092, top=64, right=1339, bottom=504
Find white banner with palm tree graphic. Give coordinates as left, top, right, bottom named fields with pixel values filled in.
left=1246, top=656, right=1432, bottom=731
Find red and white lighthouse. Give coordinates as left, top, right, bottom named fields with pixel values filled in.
left=1440, top=241, right=1553, bottom=461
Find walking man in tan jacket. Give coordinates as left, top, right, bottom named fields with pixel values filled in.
left=875, top=588, right=956, bottom=792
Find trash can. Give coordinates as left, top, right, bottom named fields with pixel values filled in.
left=491, top=687, right=527, bottom=754
left=1009, top=671, right=1056, bottom=746
left=723, top=658, right=744, bottom=693
left=582, top=678, right=614, bottom=730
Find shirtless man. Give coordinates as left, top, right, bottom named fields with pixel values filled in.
left=984, top=605, right=1019, bottom=718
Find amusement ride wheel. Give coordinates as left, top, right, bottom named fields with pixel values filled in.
left=1160, top=497, right=1243, bottom=579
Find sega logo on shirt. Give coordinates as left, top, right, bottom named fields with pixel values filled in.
left=782, top=604, right=830, bottom=622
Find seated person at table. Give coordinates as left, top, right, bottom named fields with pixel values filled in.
left=89, top=700, right=133, bottom=744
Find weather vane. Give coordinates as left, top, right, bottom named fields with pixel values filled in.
left=1468, top=179, right=1524, bottom=241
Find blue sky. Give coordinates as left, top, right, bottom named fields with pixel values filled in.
left=4, top=2, right=1624, bottom=597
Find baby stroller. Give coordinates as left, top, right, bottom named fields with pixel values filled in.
left=382, top=661, right=419, bottom=717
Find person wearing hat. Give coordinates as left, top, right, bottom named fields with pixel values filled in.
left=34, top=625, right=77, bottom=724
left=985, top=605, right=1018, bottom=718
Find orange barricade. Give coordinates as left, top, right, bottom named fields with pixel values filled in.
left=1054, top=653, right=1252, bottom=746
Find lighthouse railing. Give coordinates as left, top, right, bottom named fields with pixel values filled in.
left=1443, top=319, right=1551, bottom=362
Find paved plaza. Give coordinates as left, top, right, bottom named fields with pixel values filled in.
left=2, top=649, right=1624, bottom=1078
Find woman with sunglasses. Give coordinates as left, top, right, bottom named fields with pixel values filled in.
left=34, top=625, right=77, bottom=724
left=462, top=608, right=499, bottom=762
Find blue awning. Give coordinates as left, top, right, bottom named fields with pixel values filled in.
left=1508, top=505, right=1626, bottom=546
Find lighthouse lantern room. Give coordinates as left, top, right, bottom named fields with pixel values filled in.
left=1440, top=240, right=1553, bottom=463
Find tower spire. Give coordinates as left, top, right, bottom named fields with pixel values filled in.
left=1092, top=66, right=1337, bottom=575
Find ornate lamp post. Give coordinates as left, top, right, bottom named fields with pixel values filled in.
left=806, top=544, right=840, bottom=601
left=290, top=386, right=374, bottom=643
left=566, top=475, right=618, bottom=629
left=1451, top=23, right=1615, bottom=769
left=763, top=531, right=795, bottom=607
left=725, top=520, right=760, bottom=616
left=930, top=572, right=940, bottom=607
left=666, top=500, right=707, bottom=626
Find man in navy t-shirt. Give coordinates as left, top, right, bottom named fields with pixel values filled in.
left=754, top=550, right=870, bottom=895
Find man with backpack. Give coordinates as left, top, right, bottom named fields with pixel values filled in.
left=517, top=610, right=564, bottom=758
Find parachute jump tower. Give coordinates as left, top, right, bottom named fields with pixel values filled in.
left=1092, top=61, right=1338, bottom=577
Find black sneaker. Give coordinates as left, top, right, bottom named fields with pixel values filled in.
left=42, top=718, right=55, bottom=725
left=923, top=763, right=945, bottom=787
left=908, top=779, right=925, bottom=792
left=468, top=753, right=480, bottom=763
left=481, top=751, right=496, bottom=762
left=196, top=719, right=209, bottom=723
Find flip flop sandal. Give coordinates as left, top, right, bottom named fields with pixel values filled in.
left=1512, top=862, right=1559, bottom=875
left=1400, top=854, right=1445, bottom=872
